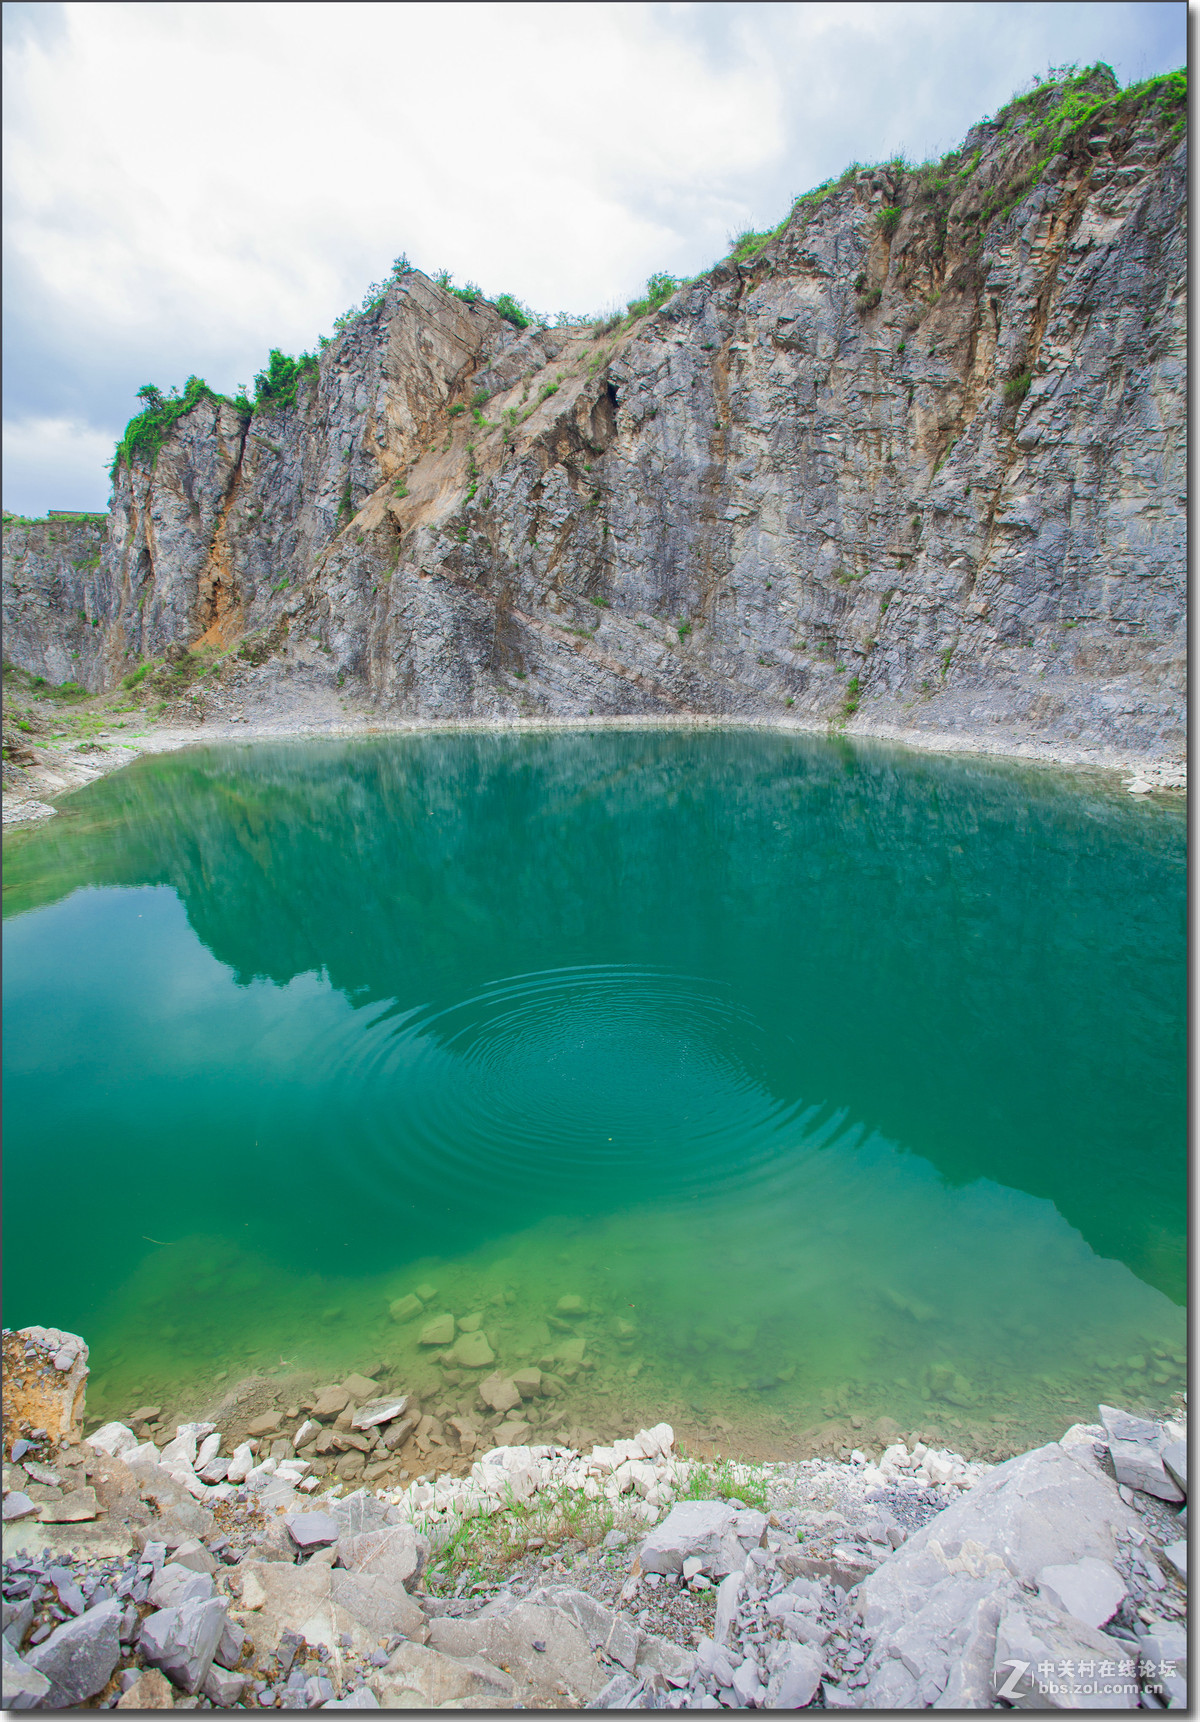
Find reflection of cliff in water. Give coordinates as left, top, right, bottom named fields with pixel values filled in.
left=4, top=730, right=1185, bottom=1298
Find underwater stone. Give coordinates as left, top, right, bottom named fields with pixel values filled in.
left=450, top=1331, right=494, bottom=1368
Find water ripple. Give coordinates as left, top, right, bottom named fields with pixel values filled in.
left=326, top=966, right=814, bottom=1210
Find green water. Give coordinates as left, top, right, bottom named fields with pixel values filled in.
left=3, top=730, right=1186, bottom=1458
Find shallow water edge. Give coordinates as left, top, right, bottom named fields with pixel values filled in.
left=2, top=708, right=1185, bottom=830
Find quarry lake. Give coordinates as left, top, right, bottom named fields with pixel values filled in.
left=3, top=728, right=1185, bottom=1460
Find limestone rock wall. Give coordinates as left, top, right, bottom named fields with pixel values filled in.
left=1, top=515, right=109, bottom=687
left=3, top=71, right=1186, bottom=757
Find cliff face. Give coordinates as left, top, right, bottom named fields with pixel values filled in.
left=2, top=514, right=108, bottom=687
left=3, top=70, right=1186, bottom=759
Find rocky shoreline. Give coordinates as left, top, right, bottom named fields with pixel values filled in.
left=1, top=663, right=1187, bottom=833
left=1, top=1324, right=1187, bottom=1710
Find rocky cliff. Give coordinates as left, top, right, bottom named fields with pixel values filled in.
left=3, top=66, right=1187, bottom=760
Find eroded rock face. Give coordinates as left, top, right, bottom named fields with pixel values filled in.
left=3, top=71, right=1186, bottom=759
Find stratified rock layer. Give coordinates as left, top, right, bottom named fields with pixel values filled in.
left=3, top=69, right=1186, bottom=760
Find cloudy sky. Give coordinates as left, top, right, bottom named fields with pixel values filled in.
left=2, top=0, right=1186, bottom=516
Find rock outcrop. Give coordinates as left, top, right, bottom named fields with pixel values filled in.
left=2, top=67, right=1187, bottom=761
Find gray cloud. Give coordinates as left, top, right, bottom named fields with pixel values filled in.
left=2, top=0, right=1185, bottom=515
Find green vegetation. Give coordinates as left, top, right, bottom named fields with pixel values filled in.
left=941, top=644, right=955, bottom=675
left=1004, top=369, right=1033, bottom=406
left=494, top=293, right=532, bottom=329
left=393, top=481, right=409, bottom=499
left=110, top=376, right=243, bottom=480
left=421, top=1483, right=621, bottom=1597
left=841, top=674, right=862, bottom=719
left=729, top=221, right=787, bottom=264
left=102, top=64, right=1183, bottom=490
left=253, top=348, right=318, bottom=414
left=622, top=271, right=681, bottom=324
left=677, top=1457, right=770, bottom=1511
left=677, top=620, right=692, bottom=640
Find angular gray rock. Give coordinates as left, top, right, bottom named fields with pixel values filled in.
left=992, top=1593, right=1139, bottom=1708
left=171, top=1537, right=218, bottom=1575
left=714, top=1571, right=744, bottom=1647
left=638, top=1500, right=743, bottom=1577
left=1138, top=1628, right=1187, bottom=1683
left=763, top=1643, right=823, bottom=1709
left=427, top=1598, right=606, bottom=1705
left=634, top=1633, right=694, bottom=1687
left=147, top=1560, right=215, bottom=1608
left=532, top=1585, right=641, bottom=1672
left=202, top=1663, right=247, bottom=1704
left=1108, top=1438, right=1184, bottom=1503
left=323, top=1688, right=380, bottom=1708
left=731, top=1654, right=765, bottom=1706
left=138, top=1596, right=229, bottom=1694
left=854, top=1438, right=1141, bottom=1708
left=1, top=1636, right=51, bottom=1710
left=329, top=1569, right=426, bottom=1642
left=336, top=1524, right=427, bottom=1590
left=2, top=1598, right=34, bottom=1648
left=285, top=1510, right=341, bottom=1551
left=214, top=1615, right=245, bottom=1670
left=1098, top=1404, right=1184, bottom=1503
left=1037, top=1556, right=1126, bottom=1629
left=368, top=1641, right=514, bottom=1708
left=595, top=1669, right=644, bottom=1709
left=23, top=1596, right=121, bottom=1707
left=329, top=1487, right=390, bottom=1539
left=350, top=1395, right=410, bottom=1431
left=1161, top=1439, right=1187, bottom=1497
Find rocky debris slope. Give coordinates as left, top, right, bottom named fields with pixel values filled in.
left=1, top=1325, right=1187, bottom=1709
left=2, top=68, right=1187, bottom=765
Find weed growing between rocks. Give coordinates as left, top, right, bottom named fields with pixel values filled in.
left=677, top=1457, right=770, bottom=1512
left=423, top=1481, right=618, bottom=1595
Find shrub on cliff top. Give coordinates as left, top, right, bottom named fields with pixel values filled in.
left=110, top=375, right=239, bottom=479
left=494, top=293, right=532, bottom=329
left=253, top=348, right=319, bottom=414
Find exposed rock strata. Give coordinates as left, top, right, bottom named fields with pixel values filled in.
left=2, top=70, right=1187, bottom=762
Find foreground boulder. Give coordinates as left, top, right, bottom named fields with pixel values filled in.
left=139, top=1596, right=229, bottom=1695
left=427, top=1597, right=608, bottom=1706
left=236, top=1555, right=426, bottom=1660
left=638, top=1499, right=766, bottom=1578
left=853, top=1439, right=1143, bottom=1707
left=1, top=1637, right=51, bottom=1710
left=368, top=1640, right=515, bottom=1708
left=22, top=1595, right=122, bottom=1707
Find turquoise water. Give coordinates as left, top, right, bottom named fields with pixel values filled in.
left=2, top=730, right=1186, bottom=1458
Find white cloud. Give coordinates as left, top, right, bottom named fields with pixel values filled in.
left=2, top=416, right=115, bottom=518
left=2, top=1, right=1185, bottom=513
